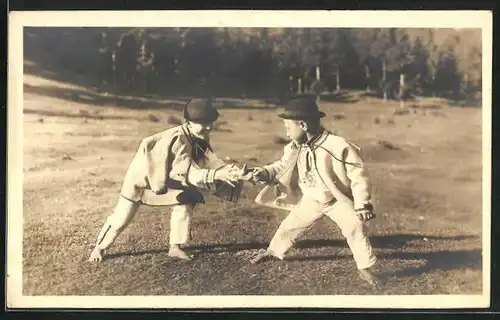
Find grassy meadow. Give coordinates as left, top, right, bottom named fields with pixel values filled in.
left=21, top=72, right=483, bottom=296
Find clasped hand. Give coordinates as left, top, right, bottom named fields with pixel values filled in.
left=213, top=164, right=245, bottom=187
left=240, top=167, right=269, bottom=184
left=214, top=164, right=270, bottom=187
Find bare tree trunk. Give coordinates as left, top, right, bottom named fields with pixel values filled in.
left=382, top=60, right=387, bottom=101
left=365, top=63, right=371, bottom=92
left=140, top=43, right=147, bottom=94
left=399, top=73, right=405, bottom=108
left=335, top=66, right=340, bottom=92
left=432, top=73, right=436, bottom=98
left=112, top=51, right=116, bottom=93
left=463, top=72, right=469, bottom=99
left=298, top=77, right=302, bottom=94
left=316, top=65, right=320, bottom=104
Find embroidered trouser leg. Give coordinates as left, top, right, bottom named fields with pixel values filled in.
left=324, top=201, right=377, bottom=270
left=96, top=196, right=140, bottom=250
left=267, top=199, right=324, bottom=259
left=169, top=204, right=195, bottom=245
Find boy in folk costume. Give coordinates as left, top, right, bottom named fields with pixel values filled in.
left=89, top=99, right=244, bottom=263
left=245, top=98, right=380, bottom=286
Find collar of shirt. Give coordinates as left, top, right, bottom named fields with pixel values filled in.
left=300, top=128, right=326, bottom=148
left=181, top=124, right=212, bottom=161
left=182, top=123, right=209, bottom=141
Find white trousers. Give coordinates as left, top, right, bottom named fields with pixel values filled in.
left=95, top=196, right=194, bottom=250
left=267, top=198, right=377, bottom=270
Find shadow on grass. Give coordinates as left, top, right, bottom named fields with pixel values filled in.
left=24, top=83, right=281, bottom=110
left=105, top=242, right=266, bottom=260
left=106, top=233, right=481, bottom=277
left=106, top=249, right=169, bottom=260
left=190, top=234, right=477, bottom=252
left=385, top=249, right=482, bottom=276
left=24, top=108, right=140, bottom=121
left=24, top=84, right=187, bottom=110
left=283, top=249, right=481, bottom=279
left=292, top=91, right=360, bottom=104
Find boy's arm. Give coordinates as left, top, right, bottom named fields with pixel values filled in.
left=342, top=142, right=373, bottom=211
left=169, top=135, right=242, bottom=190
left=143, top=135, right=171, bottom=194
left=261, top=143, right=294, bottom=182
left=169, top=135, right=217, bottom=190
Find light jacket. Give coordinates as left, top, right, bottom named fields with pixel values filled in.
left=255, top=130, right=373, bottom=211
left=119, top=124, right=227, bottom=206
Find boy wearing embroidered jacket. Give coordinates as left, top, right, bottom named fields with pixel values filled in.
left=246, top=97, right=380, bottom=286
left=89, top=99, right=244, bottom=263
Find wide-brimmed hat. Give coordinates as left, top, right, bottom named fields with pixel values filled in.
left=183, top=98, right=220, bottom=124
left=278, top=97, right=326, bottom=120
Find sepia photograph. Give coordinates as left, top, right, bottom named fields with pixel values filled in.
left=6, top=10, right=492, bottom=309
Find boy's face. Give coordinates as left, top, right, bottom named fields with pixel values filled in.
left=283, top=119, right=306, bottom=143
left=188, top=121, right=214, bottom=138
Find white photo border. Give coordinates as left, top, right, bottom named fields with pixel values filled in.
left=6, top=10, right=493, bottom=309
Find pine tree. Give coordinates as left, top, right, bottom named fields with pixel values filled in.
left=409, top=36, right=429, bottom=97
left=385, top=32, right=414, bottom=102
left=426, top=29, right=441, bottom=97
left=369, top=29, right=393, bottom=100
left=349, top=29, right=378, bottom=92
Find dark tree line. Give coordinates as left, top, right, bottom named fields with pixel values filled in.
left=24, top=27, right=482, bottom=102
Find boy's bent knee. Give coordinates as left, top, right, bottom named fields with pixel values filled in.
left=341, top=219, right=365, bottom=239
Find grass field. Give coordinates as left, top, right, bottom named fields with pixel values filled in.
left=21, top=73, right=484, bottom=297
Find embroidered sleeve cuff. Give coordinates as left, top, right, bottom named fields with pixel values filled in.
left=262, top=167, right=275, bottom=181
left=355, top=202, right=373, bottom=212
left=207, top=169, right=216, bottom=185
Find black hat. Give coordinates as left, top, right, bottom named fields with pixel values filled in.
left=278, top=97, right=326, bottom=120
left=183, top=98, right=220, bottom=124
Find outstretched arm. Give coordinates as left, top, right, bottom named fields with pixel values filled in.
left=168, top=135, right=218, bottom=190
left=261, top=143, right=295, bottom=182
left=169, top=135, right=241, bottom=189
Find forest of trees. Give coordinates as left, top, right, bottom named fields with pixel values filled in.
left=23, top=27, right=483, bottom=102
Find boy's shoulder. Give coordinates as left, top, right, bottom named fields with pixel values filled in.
left=140, top=125, right=186, bottom=147
left=322, top=131, right=362, bottom=152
